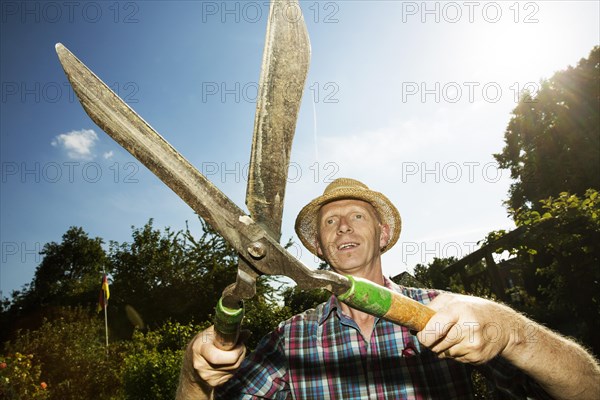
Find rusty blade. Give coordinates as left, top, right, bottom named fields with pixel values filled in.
left=224, top=0, right=310, bottom=309
left=55, top=43, right=349, bottom=295
left=55, top=43, right=249, bottom=249
left=246, top=0, right=310, bottom=241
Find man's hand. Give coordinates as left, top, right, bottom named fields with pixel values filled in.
left=194, top=326, right=247, bottom=387
left=416, top=292, right=600, bottom=399
left=416, top=293, right=516, bottom=364
left=176, top=325, right=248, bottom=400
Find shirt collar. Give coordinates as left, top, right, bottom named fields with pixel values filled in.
left=319, top=295, right=339, bottom=325
left=318, top=275, right=399, bottom=325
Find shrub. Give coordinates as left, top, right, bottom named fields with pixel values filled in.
left=0, top=352, right=49, bottom=399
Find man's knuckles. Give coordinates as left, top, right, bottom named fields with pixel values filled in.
left=426, top=293, right=455, bottom=312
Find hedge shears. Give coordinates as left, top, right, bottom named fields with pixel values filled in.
left=56, top=0, right=435, bottom=350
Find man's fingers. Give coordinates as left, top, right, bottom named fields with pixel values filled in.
left=198, top=368, right=234, bottom=387
left=212, top=373, right=235, bottom=387
left=204, top=344, right=246, bottom=365
left=194, top=326, right=246, bottom=367
left=416, top=294, right=518, bottom=366
left=195, top=343, right=246, bottom=372
left=195, top=346, right=246, bottom=385
left=417, top=308, right=459, bottom=348
left=208, top=346, right=247, bottom=370
left=427, top=322, right=464, bottom=354
left=187, top=325, right=249, bottom=389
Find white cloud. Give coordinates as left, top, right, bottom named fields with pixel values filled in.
left=51, top=129, right=99, bottom=160
left=103, top=151, right=114, bottom=160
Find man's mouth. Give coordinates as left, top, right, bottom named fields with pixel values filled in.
left=338, top=242, right=359, bottom=251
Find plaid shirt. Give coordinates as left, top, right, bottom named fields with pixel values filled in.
left=215, top=278, right=550, bottom=399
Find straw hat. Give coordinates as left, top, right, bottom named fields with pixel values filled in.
left=295, top=178, right=401, bottom=257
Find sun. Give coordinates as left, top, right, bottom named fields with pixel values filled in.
left=465, top=2, right=597, bottom=85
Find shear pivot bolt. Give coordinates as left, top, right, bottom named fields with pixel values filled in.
left=247, top=241, right=266, bottom=259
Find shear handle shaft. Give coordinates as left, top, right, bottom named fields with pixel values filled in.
left=214, top=298, right=244, bottom=350
left=338, top=276, right=435, bottom=332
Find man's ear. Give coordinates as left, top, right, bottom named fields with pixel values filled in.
left=315, top=239, right=323, bottom=257
left=379, top=224, right=390, bottom=249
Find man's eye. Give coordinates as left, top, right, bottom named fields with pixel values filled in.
left=326, top=219, right=334, bottom=225
left=355, top=214, right=363, bottom=219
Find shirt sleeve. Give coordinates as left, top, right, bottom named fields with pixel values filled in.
left=478, top=356, right=553, bottom=399
left=214, top=324, right=290, bottom=400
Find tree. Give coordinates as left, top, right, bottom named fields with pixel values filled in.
left=495, top=46, right=600, bottom=212
left=412, top=257, right=495, bottom=298
left=108, top=219, right=240, bottom=337
left=485, top=189, right=600, bottom=356
left=107, top=218, right=294, bottom=344
left=413, top=258, right=455, bottom=290
left=1, top=227, right=107, bottom=342
left=32, top=227, right=107, bottom=305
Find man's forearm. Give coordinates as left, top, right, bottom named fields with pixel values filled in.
left=176, top=374, right=212, bottom=400
left=504, top=314, right=600, bottom=399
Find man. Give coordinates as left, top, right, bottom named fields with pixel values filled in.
left=177, top=178, right=600, bottom=399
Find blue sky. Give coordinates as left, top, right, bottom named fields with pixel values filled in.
left=1, top=1, right=599, bottom=300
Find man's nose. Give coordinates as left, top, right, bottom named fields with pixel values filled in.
left=337, top=216, right=353, bottom=233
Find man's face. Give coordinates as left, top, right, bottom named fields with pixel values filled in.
left=316, top=199, right=390, bottom=274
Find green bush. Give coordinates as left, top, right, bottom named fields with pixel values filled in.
left=121, top=321, right=206, bottom=399
left=122, top=347, right=182, bottom=400
left=0, top=352, right=49, bottom=399
left=3, top=307, right=123, bottom=400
